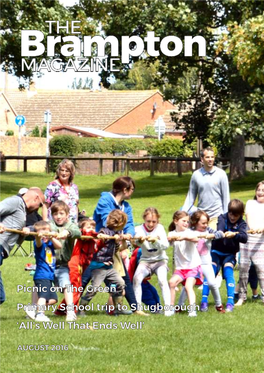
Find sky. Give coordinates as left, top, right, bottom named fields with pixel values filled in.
left=0, top=0, right=101, bottom=91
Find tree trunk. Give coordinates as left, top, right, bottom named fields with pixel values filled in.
left=229, top=135, right=245, bottom=181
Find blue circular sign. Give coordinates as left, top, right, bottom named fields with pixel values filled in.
left=15, top=115, right=26, bottom=126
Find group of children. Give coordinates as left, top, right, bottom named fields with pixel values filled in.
left=26, top=201, right=133, bottom=322
left=16, top=191, right=260, bottom=321
left=168, top=199, right=247, bottom=316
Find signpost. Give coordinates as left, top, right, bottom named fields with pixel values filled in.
left=44, top=110, right=51, bottom=157
left=15, top=115, right=26, bottom=171
left=154, top=116, right=166, bottom=141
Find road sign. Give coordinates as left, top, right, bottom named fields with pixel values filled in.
left=15, top=115, right=26, bottom=126
left=44, top=110, right=51, bottom=123
left=154, top=116, right=166, bottom=140
left=154, top=116, right=166, bottom=133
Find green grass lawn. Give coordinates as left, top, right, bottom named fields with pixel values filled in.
left=1, top=171, right=264, bottom=373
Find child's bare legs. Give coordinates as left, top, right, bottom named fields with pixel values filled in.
left=185, top=277, right=196, bottom=306
left=169, top=275, right=182, bottom=306
left=64, top=287, right=73, bottom=306
left=106, top=295, right=114, bottom=314
left=32, top=288, right=38, bottom=305
left=37, top=297, right=46, bottom=312
left=64, top=287, right=76, bottom=321
left=37, top=297, right=57, bottom=310
left=178, top=287, right=187, bottom=306
left=34, top=297, right=57, bottom=322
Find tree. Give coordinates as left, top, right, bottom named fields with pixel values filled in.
left=70, top=77, right=93, bottom=90
left=31, top=125, right=40, bottom=137
left=1, top=0, right=97, bottom=88
left=209, top=1, right=264, bottom=179
left=110, top=60, right=157, bottom=90
left=173, top=92, right=215, bottom=147
left=41, top=126, right=47, bottom=138
left=76, top=0, right=211, bottom=88
left=225, top=15, right=264, bottom=86
left=210, top=90, right=264, bottom=179
left=109, top=59, right=198, bottom=102
left=137, top=125, right=156, bottom=137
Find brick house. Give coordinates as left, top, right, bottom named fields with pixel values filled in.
left=0, top=92, right=20, bottom=136
left=2, top=89, right=184, bottom=137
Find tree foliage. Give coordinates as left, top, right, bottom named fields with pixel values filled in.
left=71, top=77, right=93, bottom=90
left=4, top=0, right=264, bottom=179
left=1, top=0, right=97, bottom=88
left=31, top=126, right=40, bottom=137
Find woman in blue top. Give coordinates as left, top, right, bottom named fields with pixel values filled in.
left=93, top=176, right=135, bottom=237
left=83, top=177, right=147, bottom=315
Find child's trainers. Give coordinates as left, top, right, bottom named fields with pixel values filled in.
left=133, top=310, right=150, bottom=317
left=235, top=299, right=244, bottom=307
left=164, top=310, right=174, bottom=317
left=66, top=311, right=77, bottom=322
left=200, top=302, right=208, bottom=312
left=25, top=308, right=36, bottom=320
left=78, top=310, right=86, bottom=317
left=188, top=310, right=197, bottom=317
left=215, top=304, right=225, bottom=313
left=226, top=303, right=234, bottom=312
left=35, top=313, right=51, bottom=322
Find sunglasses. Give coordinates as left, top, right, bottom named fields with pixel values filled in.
left=35, top=193, right=44, bottom=207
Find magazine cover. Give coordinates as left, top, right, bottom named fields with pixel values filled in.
left=1, top=1, right=264, bottom=373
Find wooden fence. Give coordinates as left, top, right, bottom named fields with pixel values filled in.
left=0, top=155, right=261, bottom=177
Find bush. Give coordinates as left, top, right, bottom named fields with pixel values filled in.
left=31, top=126, right=40, bottom=137
left=49, top=135, right=190, bottom=172
left=49, top=135, right=80, bottom=171
left=76, top=137, right=155, bottom=155
left=148, top=138, right=184, bottom=157
left=5, top=130, right=14, bottom=136
left=41, top=126, right=47, bottom=138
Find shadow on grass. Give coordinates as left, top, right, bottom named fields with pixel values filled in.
left=230, top=171, right=264, bottom=193
left=79, top=173, right=192, bottom=200
left=1, top=170, right=263, bottom=202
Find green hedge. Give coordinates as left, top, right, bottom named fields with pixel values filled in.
left=49, top=136, right=156, bottom=157
left=49, top=135, right=191, bottom=171
left=49, top=136, right=79, bottom=171
left=150, top=138, right=184, bottom=157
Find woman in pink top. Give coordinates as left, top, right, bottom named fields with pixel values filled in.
left=43, top=159, right=79, bottom=223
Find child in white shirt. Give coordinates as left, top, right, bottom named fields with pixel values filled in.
left=133, top=207, right=171, bottom=316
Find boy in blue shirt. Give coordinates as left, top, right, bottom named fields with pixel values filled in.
left=26, top=220, right=62, bottom=322
left=202, top=199, right=248, bottom=312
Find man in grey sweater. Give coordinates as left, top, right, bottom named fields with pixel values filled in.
left=182, top=147, right=230, bottom=229
left=0, top=187, right=45, bottom=304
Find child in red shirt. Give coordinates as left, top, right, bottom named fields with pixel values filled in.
left=54, top=218, right=99, bottom=315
